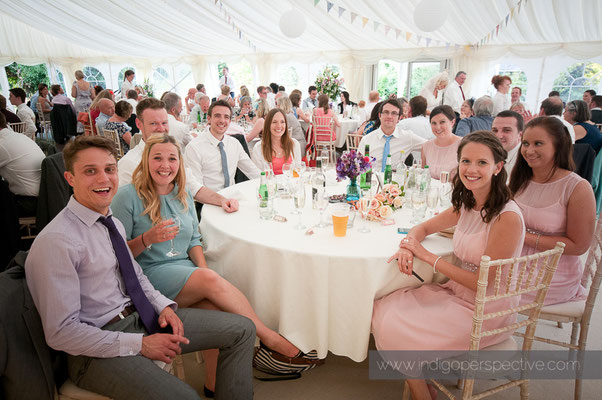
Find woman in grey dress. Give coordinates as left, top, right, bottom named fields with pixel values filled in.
left=71, top=70, right=95, bottom=133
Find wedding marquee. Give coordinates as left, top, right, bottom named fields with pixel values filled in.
left=1, top=0, right=602, bottom=105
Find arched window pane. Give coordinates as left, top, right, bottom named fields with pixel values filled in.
left=83, top=66, right=106, bottom=89
left=55, top=69, right=66, bottom=92
left=553, top=62, right=602, bottom=102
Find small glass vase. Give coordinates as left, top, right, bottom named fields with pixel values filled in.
left=346, top=177, right=361, bottom=202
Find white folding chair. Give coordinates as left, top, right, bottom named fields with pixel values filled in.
left=312, top=115, right=336, bottom=163
left=102, top=129, right=123, bottom=159
left=346, top=133, right=363, bottom=152
left=8, top=122, right=27, bottom=134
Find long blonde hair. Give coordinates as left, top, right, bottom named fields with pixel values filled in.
left=256, top=98, right=270, bottom=119
left=90, top=89, right=113, bottom=110
left=132, top=135, right=188, bottom=224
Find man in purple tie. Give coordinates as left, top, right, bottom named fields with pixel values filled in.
left=25, top=135, right=255, bottom=399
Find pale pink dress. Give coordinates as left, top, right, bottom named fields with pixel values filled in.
left=422, top=138, right=460, bottom=179
left=372, top=201, right=525, bottom=357
left=515, top=172, right=588, bottom=306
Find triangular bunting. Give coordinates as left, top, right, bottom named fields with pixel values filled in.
left=362, top=17, right=369, bottom=28
left=511, top=7, right=515, bottom=18
left=517, top=0, right=522, bottom=14
left=314, top=0, right=320, bottom=5
left=425, top=37, right=431, bottom=47
left=373, top=21, right=380, bottom=31
left=416, top=35, right=422, bottom=45
left=405, top=32, right=412, bottom=41
left=350, top=12, right=357, bottom=24
left=395, top=28, right=401, bottom=39
left=505, top=14, right=510, bottom=26
left=338, top=6, right=345, bottom=17
left=496, top=24, right=500, bottom=35
left=327, top=1, right=333, bottom=12
left=384, top=25, right=390, bottom=35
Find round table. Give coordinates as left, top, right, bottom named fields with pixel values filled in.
left=200, top=176, right=454, bottom=361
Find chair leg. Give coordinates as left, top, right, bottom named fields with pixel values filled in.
left=520, top=380, right=529, bottom=400
left=569, top=322, right=580, bottom=347
left=401, top=381, right=410, bottom=400
left=195, top=351, right=203, bottom=364
left=574, top=378, right=582, bottom=400
left=173, top=355, right=186, bottom=381
left=457, top=378, right=465, bottom=389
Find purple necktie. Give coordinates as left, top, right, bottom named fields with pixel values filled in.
left=99, top=216, right=160, bottom=333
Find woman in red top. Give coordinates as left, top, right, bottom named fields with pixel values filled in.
left=251, top=108, right=301, bottom=174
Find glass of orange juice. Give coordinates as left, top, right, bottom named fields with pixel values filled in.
left=332, top=204, right=351, bottom=237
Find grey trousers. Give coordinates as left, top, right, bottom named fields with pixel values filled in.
left=68, top=308, right=255, bottom=400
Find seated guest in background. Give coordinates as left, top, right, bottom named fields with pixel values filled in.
left=442, top=71, right=467, bottom=116
left=0, top=112, right=45, bottom=216
left=185, top=100, right=260, bottom=194
left=510, top=101, right=534, bottom=125
left=590, top=95, right=602, bottom=124
left=266, top=83, right=278, bottom=109
left=275, top=85, right=287, bottom=101
left=397, top=95, right=432, bottom=140
left=455, top=96, right=494, bottom=137
left=277, top=96, right=306, bottom=155
left=124, top=89, right=140, bottom=134
left=246, top=99, right=269, bottom=143
left=163, top=92, right=193, bottom=149
left=548, top=90, right=560, bottom=97
left=31, top=83, right=52, bottom=120
left=302, top=85, right=318, bottom=111
left=89, top=89, right=114, bottom=132
left=491, top=74, right=512, bottom=115
left=564, top=99, right=602, bottom=154
left=460, top=98, right=475, bottom=119
left=0, top=94, right=21, bottom=123
left=26, top=135, right=255, bottom=399
left=113, top=135, right=305, bottom=395
left=95, top=98, right=115, bottom=134
left=511, top=86, right=522, bottom=104
left=254, top=85, right=268, bottom=110
left=217, top=85, right=235, bottom=107
left=337, top=91, right=356, bottom=115
left=8, top=88, right=36, bottom=140
left=252, top=108, right=302, bottom=173
left=492, top=110, right=523, bottom=179
left=105, top=100, right=133, bottom=154
left=373, top=131, right=524, bottom=400
left=184, top=87, right=197, bottom=114
left=196, top=83, right=206, bottom=95
left=234, top=96, right=255, bottom=124
left=398, top=97, right=410, bottom=120
left=357, top=100, right=368, bottom=123
left=421, top=105, right=461, bottom=179
left=126, top=89, right=139, bottom=111
left=235, top=85, right=251, bottom=107
left=583, top=89, right=596, bottom=106
left=50, top=84, right=76, bottom=114
left=364, top=90, right=380, bottom=120
left=358, top=99, right=426, bottom=171
left=188, top=94, right=211, bottom=129
left=357, top=101, right=382, bottom=136
left=93, top=85, right=105, bottom=97
left=313, top=94, right=340, bottom=141
left=510, top=117, right=595, bottom=306
left=539, top=96, right=575, bottom=142
left=289, top=92, right=310, bottom=123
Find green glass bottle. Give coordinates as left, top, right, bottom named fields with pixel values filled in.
left=384, top=154, right=393, bottom=184
left=360, top=145, right=372, bottom=190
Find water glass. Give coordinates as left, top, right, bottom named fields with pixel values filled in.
left=411, top=190, right=427, bottom=224
left=165, top=215, right=181, bottom=257
left=427, top=186, right=439, bottom=217
left=357, top=197, right=371, bottom=233
left=291, top=181, right=306, bottom=229
left=315, top=188, right=329, bottom=228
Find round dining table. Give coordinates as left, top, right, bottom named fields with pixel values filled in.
left=200, top=175, right=454, bottom=362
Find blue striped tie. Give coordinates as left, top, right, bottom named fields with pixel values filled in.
left=381, top=135, right=392, bottom=172
left=218, top=141, right=230, bottom=188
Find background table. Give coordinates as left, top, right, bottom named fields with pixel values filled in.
left=200, top=176, right=454, bottom=361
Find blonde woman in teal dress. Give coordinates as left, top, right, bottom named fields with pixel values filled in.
left=112, top=135, right=302, bottom=395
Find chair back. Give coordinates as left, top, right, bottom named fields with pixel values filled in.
left=37, top=101, right=47, bottom=123
left=312, top=115, right=335, bottom=143
left=572, top=143, right=596, bottom=183
left=102, top=129, right=123, bottom=159
left=346, top=133, right=363, bottom=152
left=8, top=122, right=27, bottom=134
left=580, top=214, right=602, bottom=323
left=130, top=133, right=143, bottom=149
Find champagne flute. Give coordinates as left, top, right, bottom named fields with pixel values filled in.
left=320, top=149, right=329, bottom=172
left=292, top=181, right=306, bottom=229
left=165, top=215, right=181, bottom=257
left=315, top=188, right=329, bottom=228
left=411, top=190, right=426, bottom=224
left=427, top=186, right=439, bottom=217
left=357, top=196, right=371, bottom=233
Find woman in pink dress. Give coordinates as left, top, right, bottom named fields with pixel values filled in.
left=372, top=131, right=525, bottom=400
left=510, top=117, right=595, bottom=306
left=313, top=94, right=340, bottom=141
left=251, top=108, right=301, bottom=174
left=421, top=105, right=462, bottom=179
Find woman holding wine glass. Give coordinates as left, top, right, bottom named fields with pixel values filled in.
left=112, top=135, right=309, bottom=396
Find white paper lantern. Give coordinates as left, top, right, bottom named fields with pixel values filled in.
left=413, top=0, right=449, bottom=32
left=279, top=9, right=306, bottom=39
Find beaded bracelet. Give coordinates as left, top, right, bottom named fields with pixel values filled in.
left=433, top=256, right=442, bottom=273
left=141, top=232, right=152, bottom=250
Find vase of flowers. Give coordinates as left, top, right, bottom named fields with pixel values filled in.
left=141, top=78, right=154, bottom=98
left=336, top=150, right=373, bottom=201
left=315, top=67, right=344, bottom=102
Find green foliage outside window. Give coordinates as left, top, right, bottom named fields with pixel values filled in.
left=5, top=62, right=50, bottom=96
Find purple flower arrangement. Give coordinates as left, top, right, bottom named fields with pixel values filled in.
left=336, top=150, right=373, bottom=181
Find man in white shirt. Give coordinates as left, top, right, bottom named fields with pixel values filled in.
left=118, top=98, right=239, bottom=212
left=218, top=67, right=235, bottom=98
left=443, top=71, right=467, bottom=115
left=0, top=112, right=45, bottom=216
left=254, top=86, right=268, bottom=110
left=363, top=91, right=381, bottom=121
left=163, top=92, right=193, bottom=149
left=539, top=96, right=575, bottom=143
left=358, top=99, right=427, bottom=172
left=397, top=95, right=433, bottom=140
left=302, top=85, right=318, bottom=111
left=188, top=94, right=210, bottom=129
left=8, top=88, right=36, bottom=140
left=185, top=100, right=260, bottom=194
left=95, top=98, right=115, bottom=134
left=492, top=110, right=523, bottom=181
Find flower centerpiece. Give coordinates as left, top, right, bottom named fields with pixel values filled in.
left=364, top=183, right=404, bottom=220
left=336, top=150, right=373, bottom=201
left=315, top=67, right=344, bottom=103
left=141, top=78, right=154, bottom=98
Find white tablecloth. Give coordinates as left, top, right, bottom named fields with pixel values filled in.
left=299, top=117, right=360, bottom=148
left=199, top=177, right=454, bottom=361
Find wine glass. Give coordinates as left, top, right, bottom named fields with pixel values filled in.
left=411, top=190, right=427, bottom=224
left=320, top=149, right=329, bottom=172
left=315, top=188, right=329, bottom=228
left=427, top=186, right=439, bottom=217
left=357, top=196, right=372, bottom=233
left=291, top=181, right=306, bottom=230
left=165, top=215, right=181, bottom=257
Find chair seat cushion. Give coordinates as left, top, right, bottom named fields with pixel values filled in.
left=59, top=379, right=111, bottom=400
left=540, top=300, right=585, bottom=318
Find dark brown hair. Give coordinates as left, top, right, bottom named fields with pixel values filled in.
left=451, top=131, right=510, bottom=223
left=430, top=105, right=455, bottom=122
left=509, top=117, right=575, bottom=196
left=208, top=99, right=232, bottom=117
left=409, top=95, right=427, bottom=116
left=115, top=100, right=133, bottom=119
left=261, top=108, right=294, bottom=163
left=63, top=135, right=117, bottom=173
left=136, top=98, right=165, bottom=120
